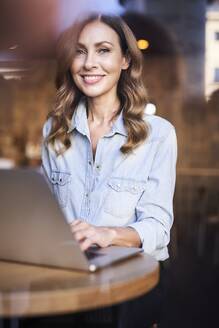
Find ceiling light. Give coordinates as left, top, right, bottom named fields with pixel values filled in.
left=137, top=39, right=149, bottom=50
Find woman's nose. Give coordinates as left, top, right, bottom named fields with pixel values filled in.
left=84, top=52, right=97, bottom=70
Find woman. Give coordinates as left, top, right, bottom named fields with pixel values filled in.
left=42, top=13, right=177, bottom=327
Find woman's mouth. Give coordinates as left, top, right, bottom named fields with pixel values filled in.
left=81, top=75, right=105, bottom=85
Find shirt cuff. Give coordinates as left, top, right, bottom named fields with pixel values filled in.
left=128, top=219, right=165, bottom=254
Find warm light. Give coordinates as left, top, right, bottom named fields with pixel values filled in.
left=145, top=103, right=156, bottom=115
left=137, top=39, right=149, bottom=50
left=9, top=45, right=18, bottom=50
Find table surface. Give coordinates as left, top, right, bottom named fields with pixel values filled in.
left=0, top=253, right=159, bottom=318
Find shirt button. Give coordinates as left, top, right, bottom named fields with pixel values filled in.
left=88, top=160, right=92, bottom=165
left=96, top=165, right=101, bottom=170
left=85, top=193, right=89, bottom=197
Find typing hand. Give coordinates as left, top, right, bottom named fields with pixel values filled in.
left=70, top=219, right=115, bottom=251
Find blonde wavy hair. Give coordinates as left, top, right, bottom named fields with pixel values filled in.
left=46, top=13, right=149, bottom=154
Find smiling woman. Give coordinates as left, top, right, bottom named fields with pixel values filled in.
left=41, top=13, right=177, bottom=327
left=71, top=21, right=129, bottom=100
left=47, top=14, right=148, bottom=156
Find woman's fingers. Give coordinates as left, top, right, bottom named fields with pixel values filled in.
left=80, top=236, right=96, bottom=251
left=70, top=221, right=113, bottom=250
left=73, top=226, right=100, bottom=250
left=74, top=227, right=95, bottom=242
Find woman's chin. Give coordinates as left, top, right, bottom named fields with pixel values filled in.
left=80, top=88, right=107, bottom=98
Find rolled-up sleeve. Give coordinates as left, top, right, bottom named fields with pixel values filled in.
left=128, top=127, right=177, bottom=257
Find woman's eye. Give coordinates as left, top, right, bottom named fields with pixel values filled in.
left=98, top=48, right=110, bottom=54
left=75, top=49, right=85, bottom=55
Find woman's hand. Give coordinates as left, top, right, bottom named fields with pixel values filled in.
left=70, top=219, right=142, bottom=251
left=70, top=220, right=116, bottom=251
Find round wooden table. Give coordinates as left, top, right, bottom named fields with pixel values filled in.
left=0, top=253, right=159, bottom=318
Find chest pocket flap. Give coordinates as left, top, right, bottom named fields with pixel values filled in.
left=50, top=171, right=71, bottom=207
left=50, top=171, right=71, bottom=186
left=104, top=178, right=146, bottom=219
left=107, top=178, right=146, bottom=194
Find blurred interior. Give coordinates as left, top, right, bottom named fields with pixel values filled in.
left=0, top=0, right=219, bottom=327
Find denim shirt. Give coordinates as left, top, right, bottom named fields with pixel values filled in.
left=41, top=101, right=177, bottom=261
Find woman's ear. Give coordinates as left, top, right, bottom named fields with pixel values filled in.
left=122, top=53, right=131, bottom=70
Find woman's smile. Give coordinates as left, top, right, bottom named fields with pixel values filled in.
left=80, top=74, right=105, bottom=85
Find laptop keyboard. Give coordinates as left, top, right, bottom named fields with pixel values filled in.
left=85, top=249, right=104, bottom=260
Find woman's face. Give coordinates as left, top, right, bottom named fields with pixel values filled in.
left=71, top=20, right=129, bottom=99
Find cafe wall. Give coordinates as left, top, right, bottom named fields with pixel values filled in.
left=0, top=61, right=56, bottom=165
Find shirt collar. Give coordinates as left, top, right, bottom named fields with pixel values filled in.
left=67, top=100, right=128, bottom=137
left=67, top=100, right=89, bottom=136
left=112, top=110, right=127, bottom=137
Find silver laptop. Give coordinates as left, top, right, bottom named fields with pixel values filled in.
left=0, top=169, right=142, bottom=272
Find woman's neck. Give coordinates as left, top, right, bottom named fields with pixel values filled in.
left=87, top=96, right=121, bottom=126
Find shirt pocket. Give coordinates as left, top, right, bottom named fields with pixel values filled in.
left=104, top=178, right=146, bottom=219
left=50, top=171, right=71, bottom=208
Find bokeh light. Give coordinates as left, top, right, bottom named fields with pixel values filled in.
left=137, top=39, right=149, bottom=50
